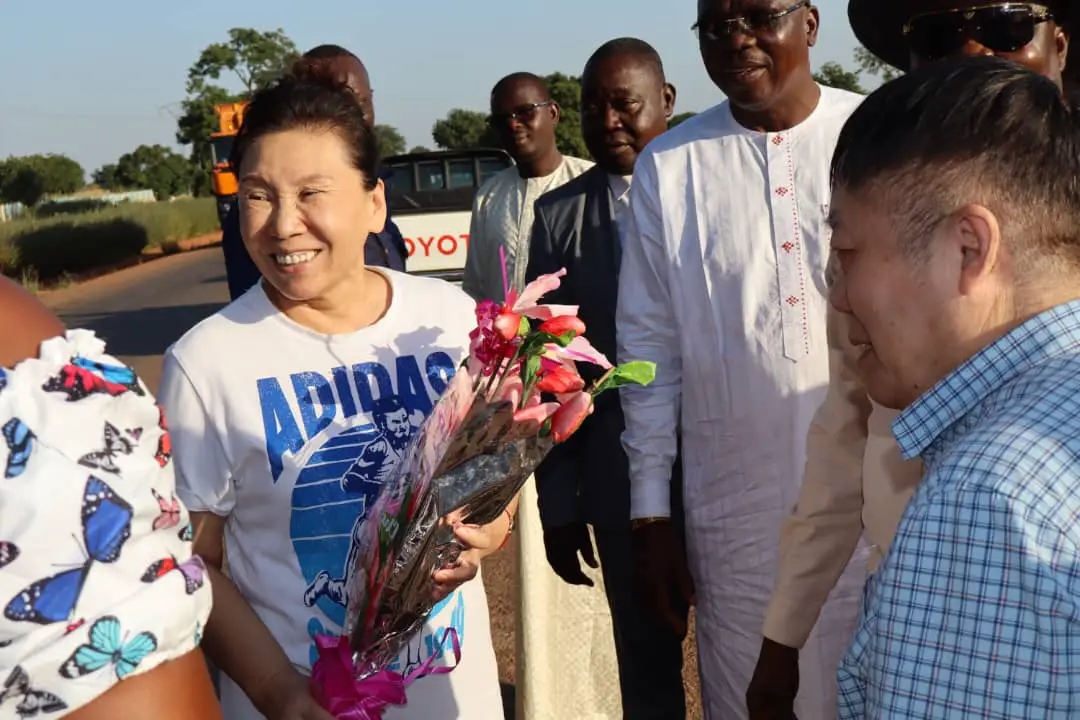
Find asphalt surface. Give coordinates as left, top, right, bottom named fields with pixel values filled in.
left=43, top=245, right=702, bottom=719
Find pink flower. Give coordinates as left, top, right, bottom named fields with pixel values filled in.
left=543, top=336, right=613, bottom=370
left=514, top=402, right=560, bottom=425
left=550, top=391, right=593, bottom=443
left=536, top=365, right=585, bottom=394
left=507, top=269, right=579, bottom=321
left=538, top=315, right=586, bottom=337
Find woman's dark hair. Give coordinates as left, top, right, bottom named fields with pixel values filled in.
left=230, top=73, right=379, bottom=190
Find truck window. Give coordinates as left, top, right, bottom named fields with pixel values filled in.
left=448, top=159, right=476, bottom=189
left=385, top=165, right=413, bottom=193
left=478, top=157, right=509, bottom=184
left=211, top=136, right=234, bottom=168
left=417, top=162, right=446, bottom=191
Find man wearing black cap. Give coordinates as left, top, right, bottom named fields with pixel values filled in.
left=850, top=0, right=1069, bottom=77
left=747, top=2, right=1070, bottom=718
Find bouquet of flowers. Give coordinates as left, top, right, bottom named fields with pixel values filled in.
left=310, top=265, right=655, bottom=718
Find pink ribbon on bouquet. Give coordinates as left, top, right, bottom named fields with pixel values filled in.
left=310, top=629, right=462, bottom=720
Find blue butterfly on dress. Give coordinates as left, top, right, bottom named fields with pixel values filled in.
left=2, top=418, right=34, bottom=479
left=59, top=616, right=158, bottom=681
left=0, top=368, right=7, bottom=393
left=4, top=477, right=133, bottom=626
left=70, top=357, right=143, bottom=396
left=0, top=666, right=66, bottom=717
left=177, top=523, right=193, bottom=542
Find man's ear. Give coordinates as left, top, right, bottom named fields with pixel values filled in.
left=663, top=83, right=677, bottom=117
left=951, top=204, right=1001, bottom=296
left=806, top=5, right=820, bottom=47
left=549, top=101, right=561, bottom=126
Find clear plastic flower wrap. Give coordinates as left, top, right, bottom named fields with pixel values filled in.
left=309, top=264, right=656, bottom=719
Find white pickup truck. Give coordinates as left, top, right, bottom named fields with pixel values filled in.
left=382, top=149, right=514, bottom=283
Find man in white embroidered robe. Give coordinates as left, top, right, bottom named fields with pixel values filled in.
left=616, top=2, right=869, bottom=718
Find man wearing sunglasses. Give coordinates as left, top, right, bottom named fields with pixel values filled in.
left=615, top=2, right=868, bottom=718
left=747, top=2, right=1071, bottom=719
left=850, top=1, right=1069, bottom=77
left=461, top=73, right=592, bottom=303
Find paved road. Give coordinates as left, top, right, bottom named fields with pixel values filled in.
left=42, top=246, right=520, bottom=716
left=45, top=247, right=231, bottom=393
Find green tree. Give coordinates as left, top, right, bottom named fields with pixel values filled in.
left=854, top=46, right=901, bottom=83
left=668, top=112, right=697, bottom=129
left=373, top=125, right=407, bottom=158
left=93, top=163, right=122, bottom=190
left=0, top=154, right=85, bottom=204
left=408, top=145, right=431, bottom=154
left=813, top=62, right=866, bottom=94
left=432, top=109, right=496, bottom=150
left=176, top=28, right=298, bottom=195
left=546, top=73, right=589, bottom=158
left=1, top=166, right=46, bottom=207
left=114, top=144, right=196, bottom=200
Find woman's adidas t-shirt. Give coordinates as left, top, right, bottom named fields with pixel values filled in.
left=158, top=269, right=502, bottom=719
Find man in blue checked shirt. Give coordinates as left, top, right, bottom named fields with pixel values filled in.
left=827, top=56, right=1080, bottom=719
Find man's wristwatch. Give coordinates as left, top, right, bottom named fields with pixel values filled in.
left=630, top=516, right=670, bottom=530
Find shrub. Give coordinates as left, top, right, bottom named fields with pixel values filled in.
left=0, top=198, right=219, bottom=282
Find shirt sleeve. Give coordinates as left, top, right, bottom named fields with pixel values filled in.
left=157, top=349, right=234, bottom=516
left=763, top=304, right=870, bottom=647
left=615, top=155, right=680, bottom=519
left=462, top=191, right=488, bottom=302
left=526, top=202, right=583, bottom=528
left=839, top=473, right=1080, bottom=718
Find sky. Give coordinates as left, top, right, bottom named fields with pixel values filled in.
left=0, top=0, right=864, bottom=176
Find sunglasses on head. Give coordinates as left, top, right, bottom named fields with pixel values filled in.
left=903, top=3, right=1054, bottom=62
left=489, top=101, right=553, bottom=126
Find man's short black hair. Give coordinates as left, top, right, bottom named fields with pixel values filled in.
left=303, top=44, right=358, bottom=61
left=831, top=55, right=1080, bottom=269
left=491, top=72, right=551, bottom=103
left=585, top=37, right=665, bottom=81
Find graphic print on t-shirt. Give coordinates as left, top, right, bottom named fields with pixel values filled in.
left=256, top=351, right=466, bottom=673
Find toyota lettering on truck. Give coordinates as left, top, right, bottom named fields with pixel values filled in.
left=382, top=149, right=513, bottom=283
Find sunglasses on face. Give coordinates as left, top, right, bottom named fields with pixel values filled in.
left=691, top=0, right=811, bottom=41
left=489, top=101, right=553, bottom=127
left=903, top=3, right=1054, bottom=62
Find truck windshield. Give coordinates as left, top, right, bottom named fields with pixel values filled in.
left=381, top=150, right=513, bottom=215
left=211, top=136, right=235, bottom=167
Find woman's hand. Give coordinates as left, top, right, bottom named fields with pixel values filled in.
left=261, top=667, right=336, bottom=720
left=430, top=510, right=512, bottom=602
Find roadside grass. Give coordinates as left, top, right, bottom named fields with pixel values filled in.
left=0, top=198, right=219, bottom=284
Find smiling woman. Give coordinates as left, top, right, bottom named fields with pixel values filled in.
left=157, top=73, right=507, bottom=720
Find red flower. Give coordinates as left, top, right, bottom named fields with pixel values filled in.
left=493, top=308, right=523, bottom=341
left=550, top=391, right=593, bottom=442
left=539, top=315, right=586, bottom=337
left=536, top=365, right=585, bottom=394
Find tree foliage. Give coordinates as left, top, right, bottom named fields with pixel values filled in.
left=408, top=145, right=431, bottom=154
left=854, top=46, right=902, bottom=83
left=431, top=73, right=589, bottom=157
left=373, top=125, right=407, bottom=159
left=176, top=28, right=298, bottom=196
left=813, top=62, right=866, bottom=94
left=668, top=112, right=697, bottom=129
left=108, top=145, right=195, bottom=200
left=0, top=154, right=86, bottom=206
left=432, top=109, right=497, bottom=151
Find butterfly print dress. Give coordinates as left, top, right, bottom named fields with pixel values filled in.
left=0, top=330, right=211, bottom=718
